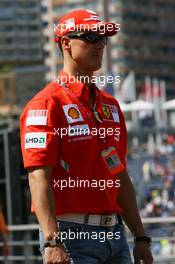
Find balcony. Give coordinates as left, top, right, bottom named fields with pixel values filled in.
left=17, top=43, right=42, bottom=50
left=0, top=31, right=15, bottom=37
left=0, top=44, right=16, bottom=50
left=16, top=31, right=40, bottom=37
left=0, top=54, right=17, bottom=61
left=15, top=7, right=40, bottom=14
left=16, top=18, right=41, bottom=26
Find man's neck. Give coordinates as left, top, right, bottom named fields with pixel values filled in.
left=63, top=65, right=96, bottom=107
left=63, top=66, right=94, bottom=87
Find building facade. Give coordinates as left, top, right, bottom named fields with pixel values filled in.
left=0, top=0, right=47, bottom=105
left=43, top=0, right=175, bottom=98
left=1, top=1, right=174, bottom=103
left=42, top=0, right=100, bottom=82
left=110, top=0, right=175, bottom=98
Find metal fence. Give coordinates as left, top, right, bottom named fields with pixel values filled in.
left=0, top=217, right=175, bottom=263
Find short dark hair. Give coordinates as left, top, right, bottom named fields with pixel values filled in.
left=58, top=40, right=63, bottom=54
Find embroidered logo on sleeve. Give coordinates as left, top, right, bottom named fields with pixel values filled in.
left=26, top=110, right=48, bottom=126
left=24, top=132, right=47, bottom=149
left=63, top=104, right=84, bottom=124
left=102, top=105, right=113, bottom=119
left=102, top=104, right=120, bottom=123
left=111, top=105, right=120, bottom=123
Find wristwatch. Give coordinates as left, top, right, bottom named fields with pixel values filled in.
left=44, top=237, right=63, bottom=248
left=134, top=236, right=151, bottom=245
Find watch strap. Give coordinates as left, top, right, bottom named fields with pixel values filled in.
left=44, top=237, right=63, bottom=248
left=134, top=236, right=151, bottom=245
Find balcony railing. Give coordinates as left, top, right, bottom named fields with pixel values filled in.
left=0, top=217, right=174, bottom=263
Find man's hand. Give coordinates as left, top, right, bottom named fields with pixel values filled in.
left=133, top=242, right=153, bottom=264
left=45, top=244, right=71, bottom=264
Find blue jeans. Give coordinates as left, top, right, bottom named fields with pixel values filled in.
left=39, top=221, right=132, bottom=264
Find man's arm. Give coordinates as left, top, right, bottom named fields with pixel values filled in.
left=118, top=169, right=144, bottom=236
left=28, top=166, right=70, bottom=264
left=118, top=169, right=153, bottom=264
left=28, top=166, right=58, bottom=240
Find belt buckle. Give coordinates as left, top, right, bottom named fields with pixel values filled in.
left=100, top=215, right=114, bottom=226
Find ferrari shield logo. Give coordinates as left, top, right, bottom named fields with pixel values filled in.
left=102, top=105, right=111, bottom=118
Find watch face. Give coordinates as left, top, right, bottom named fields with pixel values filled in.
left=44, top=237, right=62, bottom=248
left=50, top=241, right=57, bottom=246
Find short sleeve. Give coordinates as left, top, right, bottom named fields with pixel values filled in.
left=20, top=98, right=59, bottom=169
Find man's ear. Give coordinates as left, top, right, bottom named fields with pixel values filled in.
left=62, top=37, right=71, bottom=50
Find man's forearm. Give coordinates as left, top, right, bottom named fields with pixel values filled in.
left=118, top=170, right=145, bottom=236
left=28, top=167, right=58, bottom=240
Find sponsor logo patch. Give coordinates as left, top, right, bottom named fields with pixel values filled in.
left=102, top=104, right=120, bottom=123
left=63, top=104, right=84, bottom=124
left=24, top=132, right=47, bottom=149
left=111, top=105, right=120, bottom=123
left=26, top=110, right=48, bottom=126
left=68, top=124, right=90, bottom=136
left=68, top=107, right=80, bottom=119
left=61, top=18, right=75, bottom=31
left=102, top=105, right=112, bottom=119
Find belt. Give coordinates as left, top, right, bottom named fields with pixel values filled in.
left=57, top=213, right=123, bottom=227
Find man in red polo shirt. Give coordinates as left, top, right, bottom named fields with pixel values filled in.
left=20, top=9, right=153, bottom=264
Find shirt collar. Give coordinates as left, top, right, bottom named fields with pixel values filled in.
left=58, top=70, right=99, bottom=104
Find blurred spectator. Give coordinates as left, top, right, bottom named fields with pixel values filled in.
left=128, top=135, right=175, bottom=256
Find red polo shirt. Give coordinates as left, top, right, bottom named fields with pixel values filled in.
left=20, top=70, right=128, bottom=215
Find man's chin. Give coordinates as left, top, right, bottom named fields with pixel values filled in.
left=91, top=63, right=102, bottom=71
